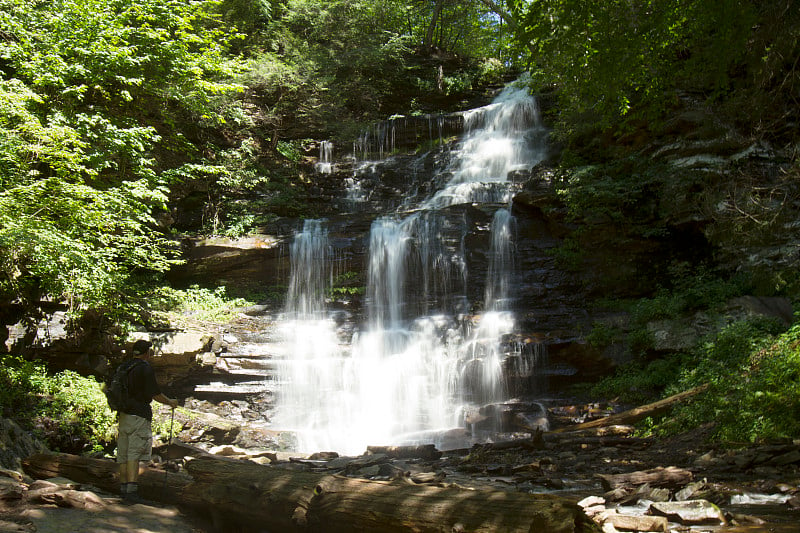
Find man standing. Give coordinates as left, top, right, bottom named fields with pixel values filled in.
left=117, top=339, right=179, bottom=504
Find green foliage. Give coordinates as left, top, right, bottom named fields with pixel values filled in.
left=148, top=284, right=253, bottom=326
left=327, top=271, right=364, bottom=299
left=585, top=321, right=623, bottom=350
left=634, top=316, right=799, bottom=442
left=0, top=354, right=116, bottom=452
left=591, top=356, right=682, bottom=405
left=276, top=140, right=303, bottom=162
left=508, top=0, right=800, bottom=141
left=151, top=406, right=182, bottom=441
left=0, top=0, right=247, bottom=322
left=630, top=272, right=750, bottom=323
left=512, top=1, right=758, bottom=131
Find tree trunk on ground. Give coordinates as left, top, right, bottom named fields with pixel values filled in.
left=551, top=385, right=709, bottom=433
left=366, top=444, right=442, bottom=460
left=596, top=466, right=694, bottom=492
left=24, top=453, right=600, bottom=533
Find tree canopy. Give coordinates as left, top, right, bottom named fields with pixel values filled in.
left=0, top=0, right=245, bottom=321
left=0, top=0, right=798, bottom=330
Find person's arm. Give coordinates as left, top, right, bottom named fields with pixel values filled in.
left=153, top=393, right=179, bottom=409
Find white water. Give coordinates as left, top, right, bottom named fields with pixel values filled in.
left=314, top=141, right=334, bottom=174
left=275, top=80, right=546, bottom=454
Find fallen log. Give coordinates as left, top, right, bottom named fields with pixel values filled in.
left=24, top=452, right=599, bottom=533
left=596, top=466, right=694, bottom=492
left=548, top=425, right=636, bottom=438
left=366, top=444, right=442, bottom=460
left=22, top=453, right=193, bottom=505
left=546, top=436, right=653, bottom=448
left=551, top=385, right=709, bottom=433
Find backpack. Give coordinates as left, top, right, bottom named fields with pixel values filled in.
left=105, top=360, right=144, bottom=412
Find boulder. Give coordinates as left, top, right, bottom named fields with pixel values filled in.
left=646, top=319, right=703, bottom=352
left=649, top=500, right=726, bottom=526
left=0, top=418, right=48, bottom=471
left=726, top=296, right=794, bottom=327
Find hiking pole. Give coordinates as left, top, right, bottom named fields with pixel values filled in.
left=168, top=406, right=175, bottom=447
left=163, top=407, right=175, bottom=496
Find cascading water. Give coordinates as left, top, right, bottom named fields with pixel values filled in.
left=275, top=79, right=547, bottom=454
left=314, top=141, right=334, bottom=174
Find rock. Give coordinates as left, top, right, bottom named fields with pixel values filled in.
left=601, top=522, right=619, bottom=533
left=787, top=494, right=800, bottom=509
left=675, top=481, right=706, bottom=501
left=0, top=468, right=23, bottom=483
left=646, top=319, right=702, bottom=351
left=241, top=305, right=270, bottom=316
left=196, top=351, right=217, bottom=366
left=175, top=408, right=239, bottom=444
left=28, top=479, right=60, bottom=491
left=727, top=512, right=767, bottom=526
left=129, top=331, right=214, bottom=357
left=577, top=495, right=606, bottom=509
left=0, top=418, right=49, bottom=471
left=358, top=465, right=382, bottom=477
left=514, top=411, right=550, bottom=432
left=347, top=453, right=389, bottom=469
left=769, top=449, right=800, bottom=466
left=604, top=513, right=668, bottom=533
left=52, top=489, right=107, bottom=510
left=366, top=445, right=442, bottom=460
left=693, top=451, right=725, bottom=468
left=326, top=456, right=356, bottom=470
left=726, top=296, right=794, bottom=327
left=43, top=477, right=81, bottom=489
left=637, top=484, right=670, bottom=502
left=209, top=445, right=249, bottom=457
left=649, top=500, right=726, bottom=526
left=0, top=519, right=33, bottom=532
left=74, top=352, right=110, bottom=375
left=0, top=478, right=25, bottom=500
left=308, top=451, right=339, bottom=460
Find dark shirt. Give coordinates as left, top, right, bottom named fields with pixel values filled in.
left=120, top=358, right=161, bottom=421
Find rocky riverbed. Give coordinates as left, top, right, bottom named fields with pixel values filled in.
left=3, top=411, right=800, bottom=532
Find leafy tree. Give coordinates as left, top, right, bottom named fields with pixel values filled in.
left=506, top=0, right=799, bottom=137
left=0, top=0, right=246, bottom=328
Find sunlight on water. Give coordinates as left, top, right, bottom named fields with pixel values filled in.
left=274, top=79, right=545, bottom=454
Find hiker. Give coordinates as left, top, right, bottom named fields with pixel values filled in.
left=117, top=339, right=179, bottom=504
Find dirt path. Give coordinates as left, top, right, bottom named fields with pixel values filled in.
left=1, top=495, right=209, bottom=533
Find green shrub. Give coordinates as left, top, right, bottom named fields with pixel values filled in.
left=0, top=355, right=116, bottom=453
left=149, top=285, right=253, bottom=326
left=591, top=356, right=682, bottom=405
left=628, top=316, right=798, bottom=443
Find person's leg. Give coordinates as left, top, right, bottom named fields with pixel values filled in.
left=123, top=415, right=152, bottom=502
left=117, top=414, right=132, bottom=494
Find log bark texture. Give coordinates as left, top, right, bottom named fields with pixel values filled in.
left=365, top=444, right=442, bottom=460
left=596, top=466, right=694, bottom=492
left=552, top=385, right=709, bottom=433
left=24, top=453, right=599, bottom=533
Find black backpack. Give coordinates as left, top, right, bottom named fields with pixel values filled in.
left=105, top=360, right=144, bottom=412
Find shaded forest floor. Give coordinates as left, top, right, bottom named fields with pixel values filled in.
left=3, top=424, right=800, bottom=533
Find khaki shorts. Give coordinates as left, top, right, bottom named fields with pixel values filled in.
left=116, top=413, right=152, bottom=463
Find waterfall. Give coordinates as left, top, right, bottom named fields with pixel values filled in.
left=314, top=141, right=334, bottom=174
left=484, top=208, right=516, bottom=312
left=366, top=218, right=409, bottom=332
left=284, top=219, right=331, bottom=319
left=275, top=79, right=545, bottom=454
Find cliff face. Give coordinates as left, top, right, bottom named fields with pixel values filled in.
left=10, top=88, right=794, bottom=401
left=165, top=92, right=797, bottom=398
